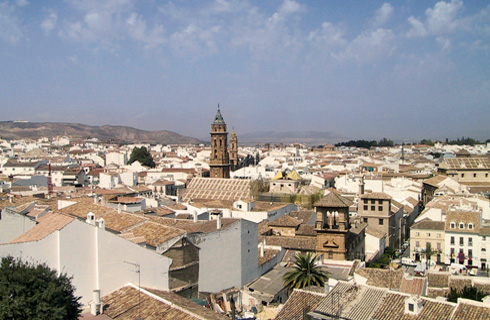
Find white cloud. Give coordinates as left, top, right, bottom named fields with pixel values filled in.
left=41, top=12, right=57, bottom=35
left=15, top=0, right=28, bottom=7
left=0, top=2, right=23, bottom=44
left=308, top=22, right=346, bottom=48
left=373, top=3, right=394, bottom=27
left=407, top=0, right=464, bottom=37
left=436, top=36, right=451, bottom=53
left=336, top=28, right=396, bottom=63
left=126, top=13, right=165, bottom=48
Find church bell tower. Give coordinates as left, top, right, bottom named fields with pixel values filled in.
left=209, top=105, right=231, bottom=179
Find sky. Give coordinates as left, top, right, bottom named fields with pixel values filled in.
left=0, top=0, right=489, bottom=142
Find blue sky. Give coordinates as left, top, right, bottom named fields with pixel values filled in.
left=0, top=0, right=489, bottom=141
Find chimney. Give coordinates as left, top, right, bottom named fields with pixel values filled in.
left=117, top=203, right=121, bottom=213
left=260, top=240, right=265, bottom=257
left=90, top=289, right=103, bottom=316
left=93, top=196, right=97, bottom=204
left=101, top=197, right=106, bottom=206
left=97, top=218, right=105, bottom=230
left=405, top=296, right=424, bottom=316
left=193, top=210, right=198, bottom=223
left=86, top=212, right=96, bottom=225
left=217, top=213, right=222, bottom=230
left=9, top=196, right=13, bottom=203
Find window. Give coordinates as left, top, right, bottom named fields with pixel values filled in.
left=371, top=206, right=375, bottom=211
left=379, top=219, right=384, bottom=225
left=378, top=206, right=383, bottom=211
left=427, top=233, right=431, bottom=237
left=468, top=249, right=472, bottom=258
left=461, top=173, right=465, bottom=178
left=415, top=232, right=420, bottom=236
left=450, top=222, right=456, bottom=229
left=363, top=218, right=368, bottom=223
left=460, top=237, right=464, bottom=246
left=437, top=242, right=441, bottom=250
left=364, top=199, right=368, bottom=204
left=378, top=200, right=383, bottom=204
left=468, top=223, right=473, bottom=230
left=451, top=236, right=455, bottom=245
left=408, top=304, right=414, bottom=312
left=416, top=241, right=420, bottom=248
left=363, top=205, right=368, bottom=210
left=459, top=223, right=465, bottom=229
left=371, top=200, right=375, bottom=204
left=482, top=247, right=486, bottom=252
left=473, top=173, right=477, bottom=178
left=437, top=233, right=442, bottom=238
left=468, top=237, right=473, bottom=246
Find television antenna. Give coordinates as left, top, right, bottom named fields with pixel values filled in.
left=124, top=261, right=142, bottom=319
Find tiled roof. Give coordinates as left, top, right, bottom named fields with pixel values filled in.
left=412, top=218, right=445, bottom=231
left=440, top=158, right=490, bottom=170
left=423, top=175, right=451, bottom=188
left=360, top=192, right=392, bottom=200
left=314, top=189, right=353, bottom=208
left=314, top=282, right=386, bottom=320
left=264, top=235, right=316, bottom=251
left=445, top=211, right=480, bottom=233
left=355, top=268, right=403, bottom=289
left=274, top=289, right=327, bottom=320
left=182, top=177, right=251, bottom=202
left=122, top=222, right=185, bottom=247
left=290, top=210, right=315, bottom=224
left=399, top=276, right=426, bottom=296
left=372, top=293, right=455, bottom=320
left=10, top=212, right=75, bottom=244
left=175, top=218, right=239, bottom=234
left=101, top=285, right=228, bottom=320
left=452, top=300, right=490, bottom=320
left=268, top=215, right=302, bottom=227
left=427, top=272, right=449, bottom=288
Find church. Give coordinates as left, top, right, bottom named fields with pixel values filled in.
left=209, top=106, right=238, bottom=179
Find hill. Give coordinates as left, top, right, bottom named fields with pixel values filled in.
left=0, top=121, right=203, bottom=145
left=238, top=131, right=346, bottom=146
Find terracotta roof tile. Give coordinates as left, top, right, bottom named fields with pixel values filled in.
left=10, top=212, right=75, bottom=244
left=274, top=289, right=327, bottom=320
left=183, top=177, right=251, bottom=202
left=314, top=189, right=353, bottom=208
left=452, top=300, right=490, bottom=320
left=102, top=285, right=228, bottom=320
left=372, top=293, right=455, bottom=320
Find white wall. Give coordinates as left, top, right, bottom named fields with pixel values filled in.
left=0, top=218, right=171, bottom=305
left=189, top=219, right=259, bottom=293
left=0, top=209, right=37, bottom=243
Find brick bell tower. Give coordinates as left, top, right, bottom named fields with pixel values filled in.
left=209, top=105, right=231, bottom=179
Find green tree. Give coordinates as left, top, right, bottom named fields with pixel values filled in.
left=128, top=146, right=156, bottom=168
left=283, top=252, right=329, bottom=290
left=0, top=256, right=82, bottom=320
left=447, top=286, right=483, bottom=303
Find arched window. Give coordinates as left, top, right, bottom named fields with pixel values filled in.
left=450, top=222, right=456, bottom=229
left=459, top=222, right=465, bottom=229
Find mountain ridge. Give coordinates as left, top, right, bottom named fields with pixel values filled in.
left=0, top=121, right=203, bottom=145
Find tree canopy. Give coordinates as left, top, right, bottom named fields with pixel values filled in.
left=283, top=252, right=328, bottom=290
left=0, top=256, right=82, bottom=320
left=128, top=146, right=156, bottom=168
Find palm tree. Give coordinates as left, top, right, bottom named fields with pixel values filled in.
left=283, top=252, right=329, bottom=290
left=424, top=242, right=437, bottom=266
